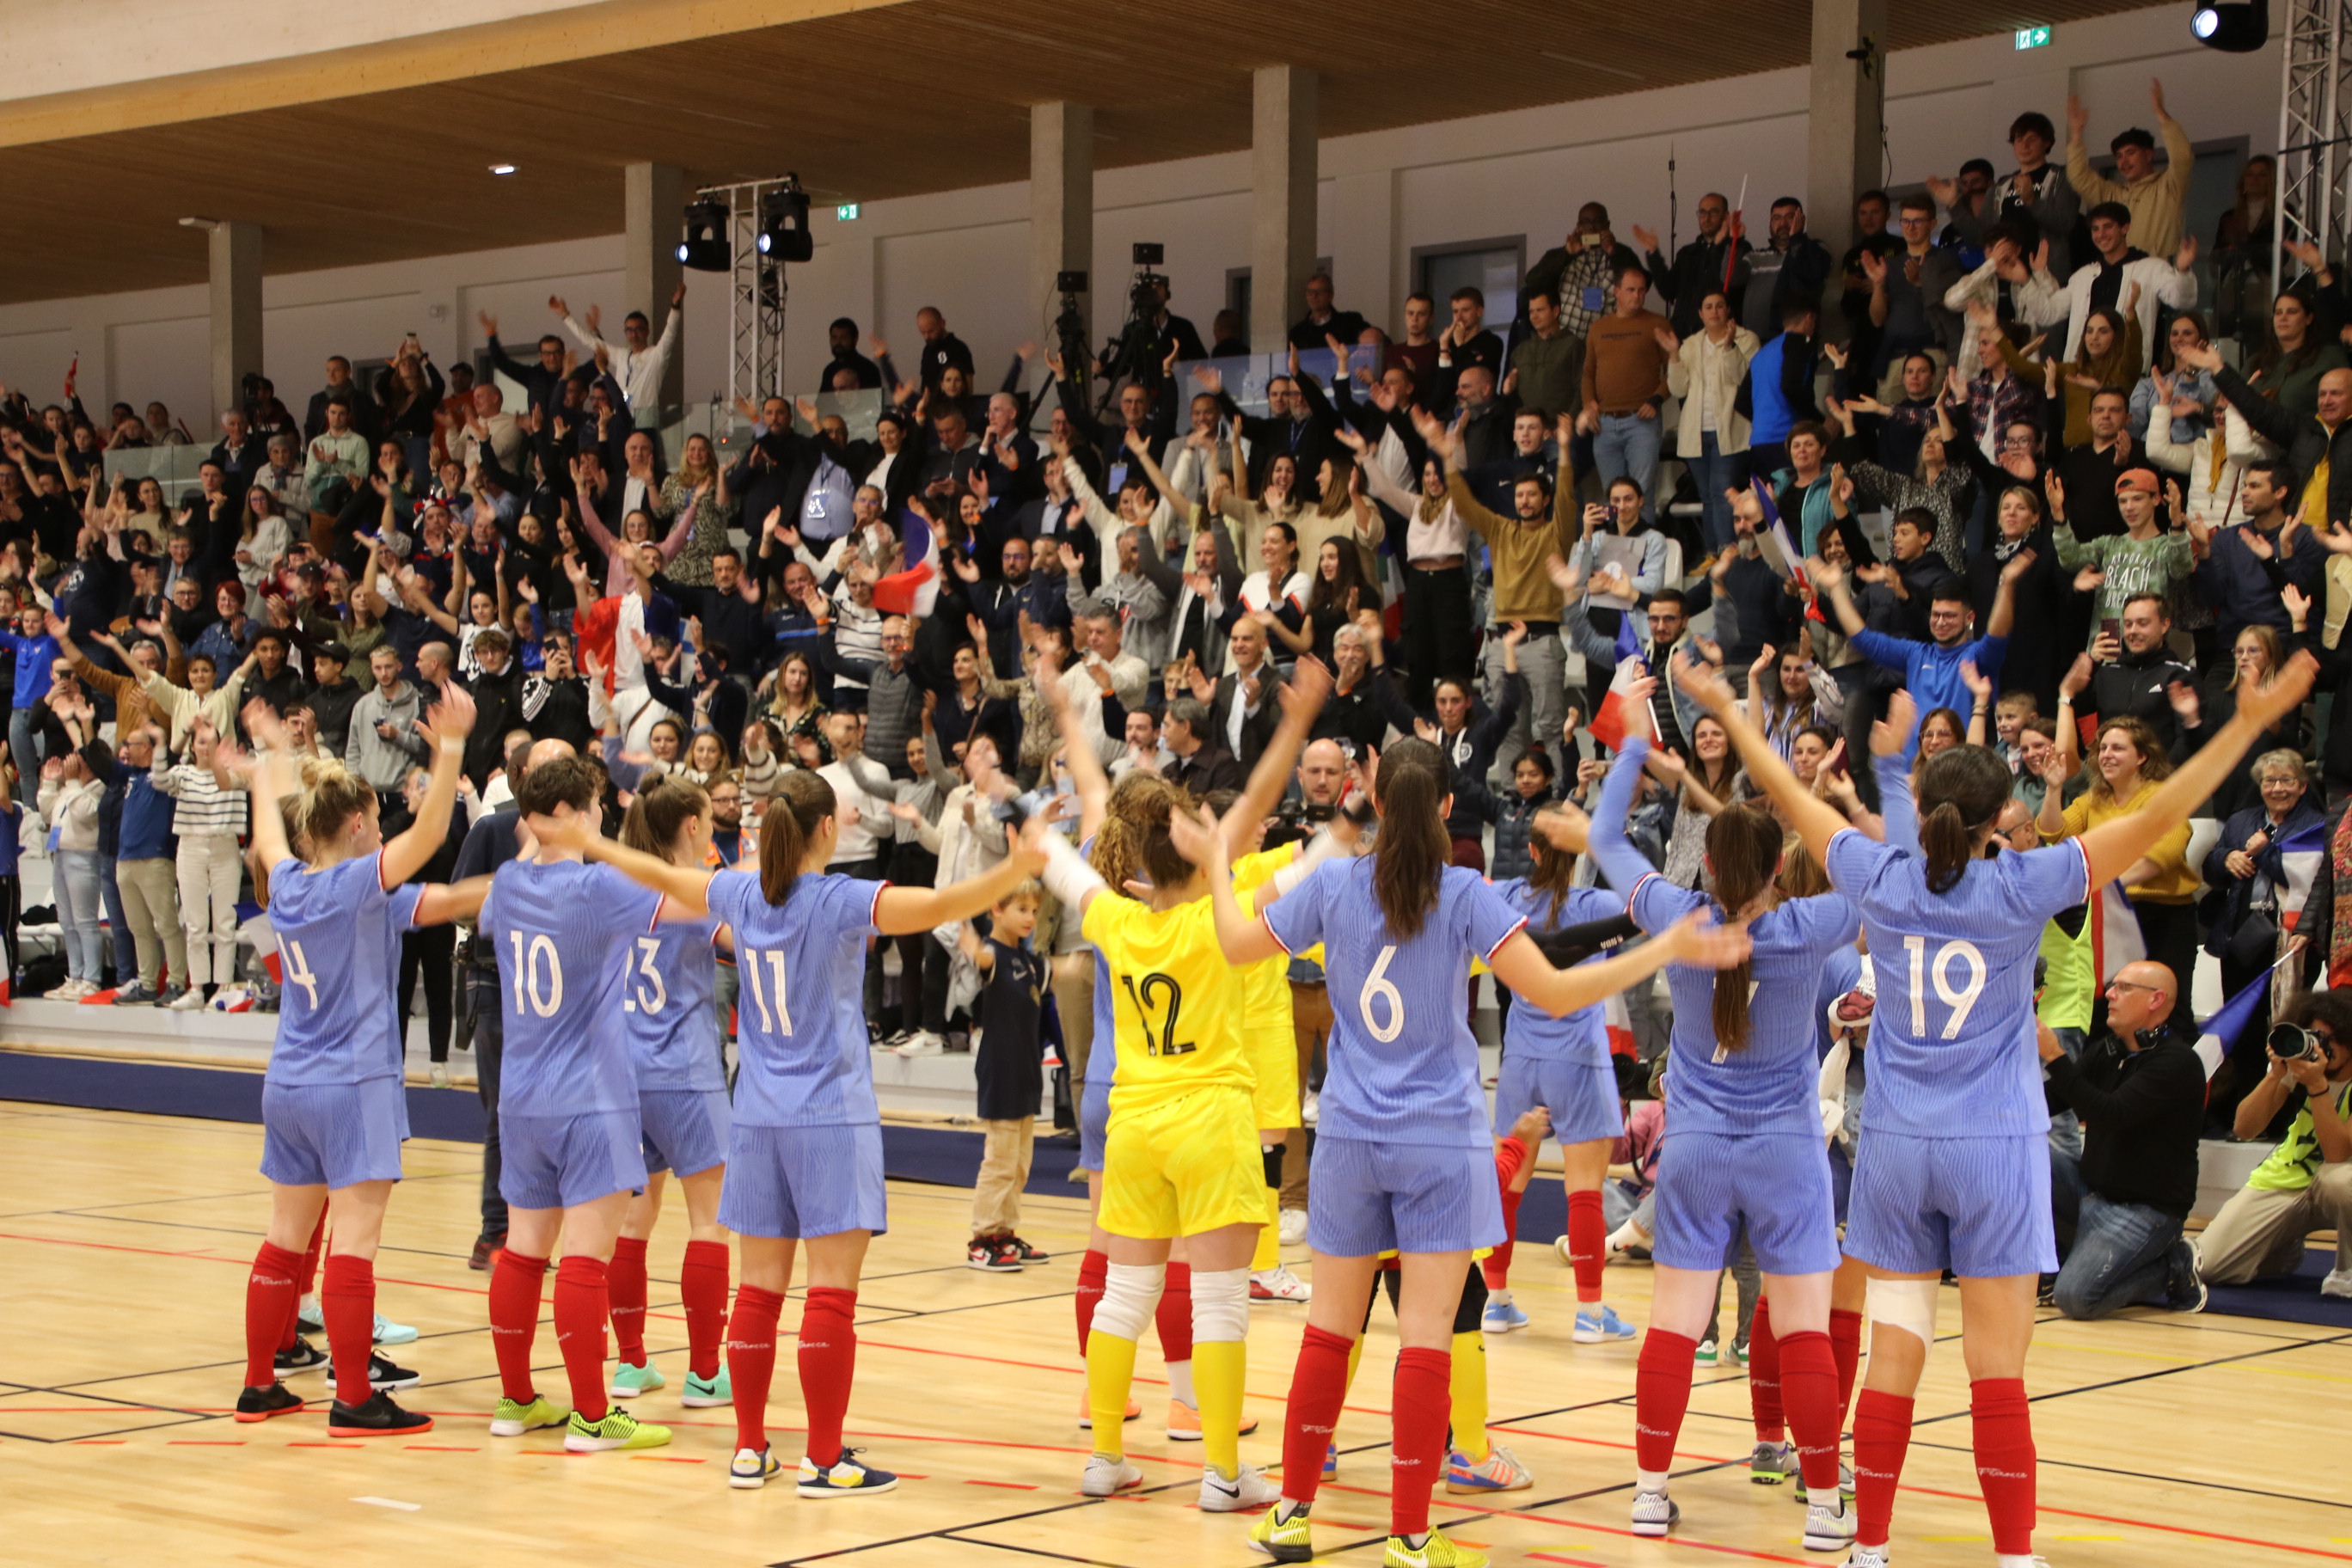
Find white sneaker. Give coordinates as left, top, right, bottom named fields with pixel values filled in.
left=166, top=985, right=205, bottom=1010
left=42, top=978, right=89, bottom=1001
left=1607, top=1220, right=1651, bottom=1259
left=1803, top=1496, right=1858, bottom=1553
left=1197, top=1461, right=1279, bottom=1512
left=1300, top=1089, right=1320, bottom=1127
left=1841, top=1545, right=1890, bottom=1568
left=1277, top=1208, right=1308, bottom=1246
left=2322, top=1267, right=2352, bottom=1301
left=428, top=1064, right=450, bottom=1088
left=1630, top=1488, right=1680, bottom=1537
left=1079, top=1452, right=1142, bottom=1496
left=894, top=1032, right=945, bottom=1057
left=1249, top=1265, right=1311, bottom=1303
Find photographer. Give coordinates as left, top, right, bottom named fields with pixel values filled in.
left=2196, top=989, right=2352, bottom=1299
left=2037, top=962, right=2208, bottom=1319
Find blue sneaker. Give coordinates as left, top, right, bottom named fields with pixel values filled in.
left=1322, top=1441, right=1338, bottom=1479
left=1572, top=1305, right=1636, bottom=1343
left=1480, top=1298, right=1529, bottom=1334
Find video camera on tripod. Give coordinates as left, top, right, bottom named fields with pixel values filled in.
left=1095, top=242, right=1173, bottom=407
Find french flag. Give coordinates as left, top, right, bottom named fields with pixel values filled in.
left=1603, top=993, right=1636, bottom=1058
left=874, top=507, right=941, bottom=618
left=1750, top=478, right=1807, bottom=590
left=2275, top=818, right=2328, bottom=935
left=1584, top=610, right=1649, bottom=754
left=2089, top=879, right=2147, bottom=983
left=2193, top=967, right=2275, bottom=1081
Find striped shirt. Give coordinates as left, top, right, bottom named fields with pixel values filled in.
left=151, top=760, right=248, bottom=840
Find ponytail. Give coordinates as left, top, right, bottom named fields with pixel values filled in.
left=757, top=769, right=835, bottom=907
left=1371, top=738, right=1449, bottom=940
left=1914, top=744, right=2013, bottom=895
left=622, top=775, right=710, bottom=863
left=1704, top=805, right=1781, bottom=1054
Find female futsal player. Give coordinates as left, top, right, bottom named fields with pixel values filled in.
left=603, top=777, right=734, bottom=1413
left=235, top=693, right=487, bottom=1436
left=1035, top=654, right=1333, bottom=1513
left=549, top=769, right=1049, bottom=1495
left=1686, top=642, right=2315, bottom=1568
left=1185, top=737, right=1748, bottom=1568
left=1583, top=680, right=1861, bottom=1553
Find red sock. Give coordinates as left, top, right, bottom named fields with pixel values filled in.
left=1155, top=1260, right=1193, bottom=1365
left=1634, top=1329, right=1696, bottom=1474
left=1280, top=1325, right=1353, bottom=1508
left=1075, top=1248, right=1108, bottom=1355
left=1482, top=1186, right=1524, bottom=1291
left=1778, top=1330, right=1841, bottom=1494
left=798, top=1286, right=858, bottom=1468
left=1566, top=1189, right=1605, bottom=1302
left=322, top=1254, right=377, bottom=1408
left=608, top=1236, right=649, bottom=1366
left=553, top=1255, right=612, bottom=1424
left=1970, top=1377, right=2037, bottom=1556
left=488, top=1251, right=549, bottom=1404
left=680, top=1240, right=731, bottom=1381
left=1748, top=1293, right=1785, bottom=1442
left=1829, top=1308, right=1864, bottom=1427
left=280, top=1214, right=328, bottom=1352
left=244, top=1241, right=304, bottom=1387
left=727, top=1284, right=785, bottom=1454
left=1852, top=1388, right=1914, bottom=1548
left=1390, top=1347, right=1451, bottom=1537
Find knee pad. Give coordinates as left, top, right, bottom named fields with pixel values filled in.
left=1191, top=1267, right=1251, bottom=1344
left=1094, top=1263, right=1163, bottom=1344
left=1864, top=1277, right=1939, bottom=1361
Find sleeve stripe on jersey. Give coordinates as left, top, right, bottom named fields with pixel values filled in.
left=374, top=846, right=394, bottom=894
left=2063, top=834, right=2092, bottom=908
left=867, top=879, right=891, bottom=928
left=1824, top=825, right=1862, bottom=888
left=1260, top=910, right=1295, bottom=958
left=1481, top=915, right=1530, bottom=963
left=1626, top=872, right=1662, bottom=928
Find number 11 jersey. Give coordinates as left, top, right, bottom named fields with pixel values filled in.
left=480, top=857, right=661, bottom=1118
left=708, top=868, right=885, bottom=1129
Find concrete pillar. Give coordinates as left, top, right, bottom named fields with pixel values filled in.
left=624, top=161, right=686, bottom=417
left=207, top=220, right=263, bottom=428
left=1250, top=65, right=1319, bottom=354
left=1805, top=0, right=1887, bottom=285
left=1030, top=102, right=1094, bottom=373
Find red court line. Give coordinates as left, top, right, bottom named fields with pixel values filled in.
left=635, top=1455, right=707, bottom=1463
left=286, top=1442, right=365, bottom=1449
left=965, top=1479, right=1039, bottom=1490
left=0, top=1231, right=223, bottom=1260
left=1897, top=1483, right=2352, bottom=1561
left=1530, top=1557, right=1607, bottom=1567
left=165, top=1440, right=247, bottom=1446
left=405, top=1445, right=478, bottom=1452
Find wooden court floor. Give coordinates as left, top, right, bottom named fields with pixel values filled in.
left=5, top=1098, right=2351, bottom=1568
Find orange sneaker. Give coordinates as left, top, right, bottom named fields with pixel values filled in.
left=1167, top=1399, right=1259, bottom=1441
left=1077, top=1390, right=1141, bottom=1429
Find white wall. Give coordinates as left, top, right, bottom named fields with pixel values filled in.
left=0, top=5, right=2281, bottom=426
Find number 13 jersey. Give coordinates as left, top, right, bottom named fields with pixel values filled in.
left=481, top=858, right=661, bottom=1118
left=708, top=869, right=885, bottom=1129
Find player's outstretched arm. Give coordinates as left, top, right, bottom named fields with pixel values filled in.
left=1489, top=911, right=1748, bottom=1018
left=877, top=816, right=1050, bottom=935
left=542, top=809, right=718, bottom=914
left=1673, top=649, right=1849, bottom=866
left=1168, top=802, right=1286, bottom=964
left=225, top=713, right=297, bottom=871
left=414, top=873, right=492, bottom=927
left=2078, top=652, right=2317, bottom=886
left=382, top=683, right=476, bottom=887
left=1222, top=655, right=1332, bottom=860
left=1038, top=652, right=1109, bottom=845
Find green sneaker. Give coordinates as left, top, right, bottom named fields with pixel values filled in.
left=1248, top=1500, right=1314, bottom=1563
left=564, top=1407, right=671, bottom=1453
left=489, top=1393, right=569, bottom=1436
left=1749, top=1440, right=1796, bottom=1484
left=1693, top=1338, right=1719, bottom=1367
left=681, top=1367, right=732, bottom=1408
left=609, top=1360, right=665, bottom=1399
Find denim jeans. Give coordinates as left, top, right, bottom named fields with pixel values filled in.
left=99, top=854, right=134, bottom=982
left=1481, top=627, right=1566, bottom=781
left=8, top=711, right=39, bottom=804
left=53, top=847, right=102, bottom=982
left=1594, top=412, right=1664, bottom=521
left=2046, top=1026, right=2086, bottom=1159
left=2049, top=1147, right=2188, bottom=1320
left=1684, top=432, right=1750, bottom=555
left=464, top=965, right=508, bottom=1240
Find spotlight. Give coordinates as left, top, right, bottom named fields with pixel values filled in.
left=677, top=197, right=731, bottom=271
left=2191, top=0, right=2267, bottom=51
left=756, top=185, right=813, bottom=263
left=488, top=163, right=518, bottom=175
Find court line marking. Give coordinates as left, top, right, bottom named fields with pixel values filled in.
left=352, top=1496, right=422, bottom=1510
left=1901, top=1434, right=2352, bottom=1511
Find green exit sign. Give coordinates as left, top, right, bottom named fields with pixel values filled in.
left=836, top=203, right=861, bottom=222
left=2015, top=24, right=2051, bottom=49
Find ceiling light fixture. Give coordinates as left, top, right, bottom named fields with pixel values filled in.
left=489, top=163, right=518, bottom=175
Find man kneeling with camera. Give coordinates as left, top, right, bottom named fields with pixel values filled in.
left=2197, top=989, right=2352, bottom=1299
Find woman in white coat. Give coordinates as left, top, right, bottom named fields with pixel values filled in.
left=1664, top=291, right=1759, bottom=556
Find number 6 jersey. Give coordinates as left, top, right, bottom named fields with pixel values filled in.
left=480, top=857, right=663, bottom=1119
left=265, top=851, right=425, bottom=1087
left=707, top=868, right=885, bottom=1128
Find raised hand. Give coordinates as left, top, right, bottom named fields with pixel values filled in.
left=2000, top=547, right=2037, bottom=585
left=1871, top=689, right=1917, bottom=758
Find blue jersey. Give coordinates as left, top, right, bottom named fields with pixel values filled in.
left=1492, top=878, right=1626, bottom=1063
left=266, top=851, right=424, bottom=1087
left=1263, top=858, right=1525, bottom=1150
left=481, top=858, right=661, bottom=1118
left=0, top=801, right=21, bottom=874
left=1630, top=873, right=1859, bottom=1139
left=710, top=868, right=885, bottom=1129
left=618, top=913, right=726, bottom=1093
left=1825, top=828, right=2091, bottom=1137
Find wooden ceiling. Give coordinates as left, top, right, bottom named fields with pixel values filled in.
left=1, top=0, right=2145, bottom=303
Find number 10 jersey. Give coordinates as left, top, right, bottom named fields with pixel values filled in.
left=480, top=857, right=661, bottom=1118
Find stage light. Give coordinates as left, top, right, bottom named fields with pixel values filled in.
left=488, top=163, right=518, bottom=175
left=756, top=186, right=812, bottom=262
left=2191, top=1, right=2268, bottom=51
left=677, top=197, right=731, bottom=271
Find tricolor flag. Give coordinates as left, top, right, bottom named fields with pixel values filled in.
left=1603, top=993, right=1636, bottom=1059
left=2275, top=818, right=2328, bottom=934
left=874, top=507, right=941, bottom=618
left=1750, top=478, right=1807, bottom=591
left=2193, top=967, right=2275, bottom=1081
left=2089, top=880, right=2146, bottom=983
left=1585, top=610, right=1650, bottom=753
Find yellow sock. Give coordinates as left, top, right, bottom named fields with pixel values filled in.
left=1193, top=1338, right=1247, bottom=1477
left=1450, top=1330, right=1490, bottom=1464
left=1253, top=1206, right=1280, bottom=1272
left=1345, top=1332, right=1364, bottom=1393
left=1086, top=1331, right=1139, bottom=1460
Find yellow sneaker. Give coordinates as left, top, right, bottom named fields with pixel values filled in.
left=563, top=1407, right=671, bottom=1452
left=1247, top=1500, right=1313, bottom=1562
left=1384, top=1528, right=1488, bottom=1568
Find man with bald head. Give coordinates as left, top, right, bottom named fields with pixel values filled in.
left=913, top=306, right=973, bottom=389
left=2037, top=959, right=2208, bottom=1319
left=1271, top=735, right=1356, bottom=1238
left=2194, top=340, right=2352, bottom=545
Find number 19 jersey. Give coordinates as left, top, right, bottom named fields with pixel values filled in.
left=481, top=858, right=661, bottom=1118
left=266, top=851, right=424, bottom=1087
left=709, top=868, right=885, bottom=1129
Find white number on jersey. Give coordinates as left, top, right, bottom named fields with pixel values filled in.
left=1903, top=934, right=1988, bottom=1040
left=1359, top=945, right=1405, bottom=1044
left=628, top=936, right=667, bottom=1015
left=507, top=930, right=564, bottom=1019
left=279, top=938, right=319, bottom=1011
left=742, top=947, right=794, bottom=1036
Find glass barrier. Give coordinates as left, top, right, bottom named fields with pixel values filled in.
left=102, top=444, right=214, bottom=499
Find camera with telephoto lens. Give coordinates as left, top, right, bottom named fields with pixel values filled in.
left=2270, top=1023, right=2325, bottom=1063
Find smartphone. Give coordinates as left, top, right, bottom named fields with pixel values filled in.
left=2099, top=616, right=2120, bottom=644
left=1581, top=232, right=1602, bottom=248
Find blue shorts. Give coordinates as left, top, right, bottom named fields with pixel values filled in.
left=720, top=1122, right=888, bottom=1239
left=1845, top=1130, right=2056, bottom=1278
left=1308, top=1136, right=1504, bottom=1257
left=1492, top=1052, right=1624, bottom=1145
left=1077, top=1072, right=1112, bottom=1173
left=260, top=1078, right=407, bottom=1189
left=1651, top=1130, right=1841, bottom=1277
left=499, top=1110, right=647, bottom=1211
left=640, top=1087, right=732, bottom=1177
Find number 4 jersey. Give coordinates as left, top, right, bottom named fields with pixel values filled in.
left=265, top=851, right=425, bottom=1087
left=480, top=857, right=663, bottom=1119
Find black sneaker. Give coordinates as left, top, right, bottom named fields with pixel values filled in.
left=1005, top=1235, right=1050, bottom=1263
left=274, top=1337, right=329, bottom=1375
left=469, top=1232, right=506, bottom=1271
left=967, top=1237, right=1020, bottom=1272
left=368, top=1351, right=421, bottom=1391
left=328, top=1390, right=435, bottom=1437
left=233, top=1382, right=305, bottom=1423
left=111, top=981, right=158, bottom=1007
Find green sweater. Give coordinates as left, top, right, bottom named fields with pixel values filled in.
left=2049, top=522, right=2192, bottom=634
